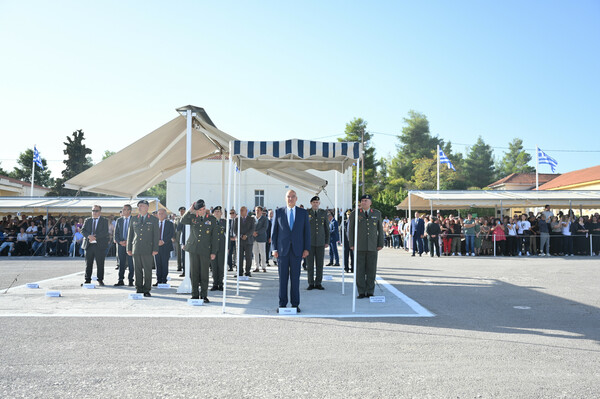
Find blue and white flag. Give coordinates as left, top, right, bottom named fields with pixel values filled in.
left=33, top=146, right=44, bottom=170
left=438, top=148, right=456, bottom=171
left=537, top=147, right=557, bottom=173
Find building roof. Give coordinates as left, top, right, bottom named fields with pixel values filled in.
left=0, top=174, right=49, bottom=191
left=538, top=165, right=600, bottom=190
left=488, top=173, right=559, bottom=189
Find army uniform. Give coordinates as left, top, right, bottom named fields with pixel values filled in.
left=348, top=206, right=384, bottom=297
left=173, top=214, right=185, bottom=272
left=127, top=213, right=160, bottom=294
left=211, top=217, right=227, bottom=290
left=181, top=210, right=220, bottom=299
left=306, top=207, right=330, bottom=289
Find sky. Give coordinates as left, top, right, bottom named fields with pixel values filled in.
left=0, top=0, right=598, bottom=180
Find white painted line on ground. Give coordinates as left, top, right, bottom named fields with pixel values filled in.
left=0, top=312, right=431, bottom=319
left=10, top=271, right=85, bottom=290
left=376, top=275, right=435, bottom=317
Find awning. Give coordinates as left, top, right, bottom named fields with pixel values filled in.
left=0, top=197, right=166, bottom=216
left=397, top=190, right=600, bottom=210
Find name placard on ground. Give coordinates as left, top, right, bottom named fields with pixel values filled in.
left=323, top=275, right=333, bottom=281
left=26, top=283, right=39, bottom=289
left=46, top=291, right=61, bottom=297
left=82, top=283, right=95, bottom=289
left=157, top=283, right=171, bottom=289
left=129, top=293, right=144, bottom=300
left=370, top=296, right=386, bottom=303
left=278, top=307, right=297, bottom=315
left=238, top=276, right=250, bottom=281
left=91, top=276, right=98, bottom=281
left=188, top=299, right=204, bottom=306
left=166, top=276, right=171, bottom=281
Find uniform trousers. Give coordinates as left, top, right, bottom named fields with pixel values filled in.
left=356, top=250, right=378, bottom=296
left=211, top=246, right=225, bottom=287
left=84, top=243, right=106, bottom=282
left=133, top=253, right=154, bottom=294
left=190, top=251, right=210, bottom=298
left=306, top=245, right=325, bottom=286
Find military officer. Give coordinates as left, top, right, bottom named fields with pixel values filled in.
left=180, top=199, right=219, bottom=302
left=127, top=200, right=159, bottom=297
left=173, top=206, right=186, bottom=272
left=210, top=206, right=226, bottom=291
left=348, top=194, right=384, bottom=298
left=306, top=196, right=330, bottom=290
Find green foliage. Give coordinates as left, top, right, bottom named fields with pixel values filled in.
left=463, top=136, right=495, bottom=189
left=373, top=187, right=407, bottom=218
left=102, top=150, right=116, bottom=160
left=338, top=118, right=380, bottom=196
left=409, top=152, right=459, bottom=190
left=496, top=138, right=535, bottom=177
left=140, top=180, right=167, bottom=207
left=0, top=162, right=8, bottom=176
left=47, top=130, right=94, bottom=196
left=9, top=148, right=54, bottom=187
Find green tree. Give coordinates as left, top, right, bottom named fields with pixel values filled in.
left=463, top=136, right=495, bottom=189
left=390, top=110, right=442, bottom=181
left=338, top=118, right=379, bottom=196
left=409, top=151, right=459, bottom=190
left=47, top=129, right=93, bottom=196
left=496, top=138, right=535, bottom=177
left=140, top=180, right=166, bottom=207
left=0, top=162, right=9, bottom=176
left=102, top=150, right=116, bottom=160
left=9, top=148, right=54, bottom=187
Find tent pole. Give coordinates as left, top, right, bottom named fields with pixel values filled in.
left=536, top=145, right=539, bottom=190
left=341, top=168, right=345, bottom=295
left=222, top=143, right=234, bottom=313
left=236, top=159, right=241, bottom=296
left=352, top=157, right=360, bottom=313
left=408, top=192, right=412, bottom=252
left=221, top=150, right=226, bottom=208
left=437, top=144, right=440, bottom=192
left=177, top=109, right=193, bottom=294
left=500, top=200, right=503, bottom=220
left=334, top=170, right=338, bottom=280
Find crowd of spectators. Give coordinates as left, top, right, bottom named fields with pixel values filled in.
left=381, top=206, right=600, bottom=257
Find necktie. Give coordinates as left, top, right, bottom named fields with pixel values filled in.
left=124, top=217, right=128, bottom=239
left=92, top=219, right=97, bottom=235
left=289, top=208, right=294, bottom=230
left=160, top=221, right=164, bottom=240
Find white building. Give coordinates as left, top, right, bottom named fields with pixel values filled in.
left=166, top=157, right=353, bottom=212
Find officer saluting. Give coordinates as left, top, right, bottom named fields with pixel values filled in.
left=180, top=199, right=219, bottom=302
left=348, top=194, right=384, bottom=298
left=306, top=196, right=330, bottom=290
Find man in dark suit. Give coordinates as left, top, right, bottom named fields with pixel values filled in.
left=411, top=211, right=425, bottom=256
left=154, top=208, right=174, bottom=285
left=233, top=206, right=255, bottom=277
left=173, top=206, right=186, bottom=273
left=271, top=190, right=310, bottom=312
left=114, top=204, right=134, bottom=286
left=81, top=205, right=110, bottom=286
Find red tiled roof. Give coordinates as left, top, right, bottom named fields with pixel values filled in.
left=488, top=173, right=559, bottom=188
left=0, top=174, right=49, bottom=191
left=538, top=165, right=600, bottom=190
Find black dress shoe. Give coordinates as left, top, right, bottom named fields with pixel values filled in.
left=128, top=281, right=134, bottom=287
left=357, top=294, right=366, bottom=299
left=228, top=267, right=233, bottom=271
left=333, top=263, right=340, bottom=266
left=191, top=296, right=199, bottom=300
left=203, top=297, right=210, bottom=303
left=307, top=285, right=314, bottom=290
left=114, top=281, right=125, bottom=286
left=98, top=281, right=105, bottom=286
left=316, top=285, right=324, bottom=290
left=411, top=254, right=415, bottom=257
left=210, top=286, right=218, bottom=291
left=245, top=272, right=252, bottom=277
left=344, top=269, right=349, bottom=273
left=326, top=262, right=333, bottom=266
left=253, top=268, right=259, bottom=272
left=115, top=266, right=119, bottom=270
left=179, top=273, right=185, bottom=277
left=152, top=282, right=158, bottom=287
left=366, top=293, right=373, bottom=297
left=143, top=292, right=151, bottom=297
left=218, top=285, right=223, bottom=291
left=81, top=280, right=91, bottom=286
left=294, top=307, right=301, bottom=313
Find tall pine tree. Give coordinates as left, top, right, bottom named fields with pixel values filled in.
left=463, top=136, right=495, bottom=189
left=9, top=148, right=54, bottom=187
left=47, top=130, right=93, bottom=196
left=496, top=138, right=535, bottom=177
left=338, top=118, right=379, bottom=196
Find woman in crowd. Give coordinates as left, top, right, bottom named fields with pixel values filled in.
left=391, top=221, right=400, bottom=249
left=382, top=218, right=391, bottom=248
left=550, top=216, right=563, bottom=256
left=451, top=218, right=462, bottom=256
left=505, top=218, right=518, bottom=256
left=491, top=218, right=506, bottom=256
left=441, top=218, right=452, bottom=256
left=561, top=215, right=573, bottom=256
left=45, top=227, right=58, bottom=256
left=573, top=217, right=589, bottom=256
left=473, top=218, right=482, bottom=256
left=14, top=227, right=30, bottom=256
left=479, top=218, right=492, bottom=256
left=25, top=221, right=38, bottom=242
left=517, top=214, right=531, bottom=256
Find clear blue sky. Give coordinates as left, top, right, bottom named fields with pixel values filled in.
left=1, top=1, right=598, bottom=179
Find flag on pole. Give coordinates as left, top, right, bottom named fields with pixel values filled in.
left=33, top=146, right=44, bottom=170
left=438, top=148, right=456, bottom=171
left=537, top=147, right=558, bottom=173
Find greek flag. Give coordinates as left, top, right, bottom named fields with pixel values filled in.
left=537, top=147, right=557, bottom=173
left=33, top=146, right=44, bottom=170
left=438, top=148, right=456, bottom=171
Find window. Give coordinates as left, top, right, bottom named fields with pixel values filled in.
left=255, top=190, right=264, bottom=207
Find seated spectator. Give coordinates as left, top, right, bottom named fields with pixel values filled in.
left=14, top=227, right=30, bottom=256
left=45, top=227, right=58, bottom=256
left=32, top=227, right=46, bottom=256
left=70, top=227, right=85, bottom=257
left=25, top=221, right=38, bottom=242
left=0, top=228, right=17, bottom=256
left=57, top=227, right=71, bottom=256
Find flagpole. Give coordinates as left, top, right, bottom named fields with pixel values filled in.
left=437, top=144, right=440, bottom=192
left=31, top=146, right=35, bottom=197
left=535, top=145, right=539, bottom=191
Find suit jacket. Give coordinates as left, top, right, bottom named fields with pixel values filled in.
left=114, top=216, right=132, bottom=244
left=233, top=215, right=255, bottom=246
left=158, top=219, right=174, bottom=252
left=81, top=216, right=109, bottom=250
left=271, top=206, right=310, bottom=257
left=329, top=218, right=340, bottom=242
left=127, top=214, right=160, bottom=255
left=411, top=218, right=425, bottom=236
left=254, top=215, right=268, bottom=243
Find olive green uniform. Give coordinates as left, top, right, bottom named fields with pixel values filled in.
left=173, top=216, right=184, bottom=271
left=307, top=208, right=330, bottom=287
left=127, top=214, right=160, bottom=294
left=211, top=218, right=226, bottom=289
left=348, top=208, right=384, bottom=296
left=181, top=211, right=220, bottom=299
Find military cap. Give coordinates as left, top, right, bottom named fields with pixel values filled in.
left=193, top=199, right=205, bottom=210
left=310, top=196, right=320, bottom=202
left=178, top=206, right=186, bottom=211
left=360, top=194, right=372, bottom=201
left=212, top=206, right=222, bottom=213
left=137, top=199, right=149, bottom=206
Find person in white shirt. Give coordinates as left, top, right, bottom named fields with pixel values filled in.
left=561, top=215, right=573, bottom=256
left=517, top=214, right=531, bottom=256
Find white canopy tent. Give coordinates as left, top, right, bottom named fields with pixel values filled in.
left=0, top=196, right=163, bottom=216
left=64, top=105, right=328, bottom=293
left=222, top=139, right=363, bottom=313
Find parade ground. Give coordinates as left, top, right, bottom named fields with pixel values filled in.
left=1, top=248, right=599, bottom=398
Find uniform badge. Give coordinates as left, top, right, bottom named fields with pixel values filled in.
left=205, top=220, right=211, bottom=225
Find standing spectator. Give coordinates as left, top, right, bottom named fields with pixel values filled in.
left=426, top=217, right=441, bottom=257
left=327, top=212, right=340, bottom=266
left=227, top=209, right=237, bottom=271
left=154, top=208, right=174, bottom=285
left=590, top=215, right=600, bottom=256
left=343, top=210, right=354, bottom=273
left=474, top=218, right=482, bottom=256
left=480, top=219, right=492, bottom=256
left=550, top=216, right=563, bottom=255
left=410, top=212, right=424, bottom=257
left=492, top=219, right=506, bottom=256
left=391, top=221, right=400, bottom=249
left=233, top=206, right=255, bottom=277
left=81, top=205, right=110, bottom=286
left=561, top=215, right=573, bottom=256
left=538, top=214, right=550, bottom=256
left=451, top=218, right=462, bottom=256
left=266, top=209, right=274, bottom=266
left=114, top=204, right=134, bottom=286
left=573, top=217, right=589, bottom=255
left=517, top=214, right=531, bottom=256
left=463, top=213, right=476, bottom=256
left=506, top=218, right=518, bottom=256
left=252, top=206, right=268, bottom=273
